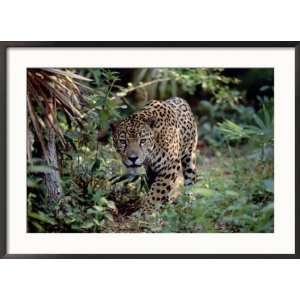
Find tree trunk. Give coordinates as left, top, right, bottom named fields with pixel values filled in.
left=44, top=128, right=62, bottom=203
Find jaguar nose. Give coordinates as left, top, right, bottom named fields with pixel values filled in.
left=128, top=155, right=138, bottom=163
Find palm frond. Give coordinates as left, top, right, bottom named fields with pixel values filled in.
left=27, top=68, right=90, bottom=158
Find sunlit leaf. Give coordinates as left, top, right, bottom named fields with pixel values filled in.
left=28, top=211, right=57, bottom=225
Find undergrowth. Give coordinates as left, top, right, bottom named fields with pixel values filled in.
left=28, top=146, right=273, bottom=233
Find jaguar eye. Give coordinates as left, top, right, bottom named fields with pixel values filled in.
left=119, top=139, right=126, bottom=145
left=140, top=139, right=146, bottom=144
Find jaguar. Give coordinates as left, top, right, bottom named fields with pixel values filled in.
left=111, top=97, right=198, bottom=209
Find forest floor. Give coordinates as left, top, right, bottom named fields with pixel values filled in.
left=28, top=145, right=274, bottom=233
left=104, top=146, right=274, bottom=233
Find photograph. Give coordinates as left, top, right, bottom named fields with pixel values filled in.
left=27, top=67, right=274, bottom=234
left=1, top=42, right=297, bottom=257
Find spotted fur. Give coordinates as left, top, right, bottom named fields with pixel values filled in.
left=112, top=97, right=197, bottom=209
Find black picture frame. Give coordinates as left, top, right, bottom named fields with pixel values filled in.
left=0, top=41, right=299, bottom=259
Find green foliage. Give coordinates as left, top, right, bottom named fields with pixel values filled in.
left=218, top=92, right=274, bottom=163
left=27, top=67, right=274, bottom=233
left=132, top=68, right=241, bottom=103
left=219, top=105, right=273, bottom=146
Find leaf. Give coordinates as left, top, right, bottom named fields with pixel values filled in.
left=140, top=175, right=149, bottom=193
left=81, top=221, right=94, bottom=229
left=71, top=224, right=82, bottom=231
left=27, top=177, right=42, bottom=188
left=105, top=214, right=114, bottom=222
left=189, top=187, right=221, bottom=198
left=28, top=164, right=54, bottom=174
left=96, top=96, right=108, bottom=107
left=43, top=68, right=92, bottom=82
left=92, top=193, right=108, bottom=206
left=199, top=100, right=213, bottom=112
left=91, top=159, right=100, bottom=173
left=110, top=174, right=135, bottom=184
left=106, top=201, right=117, bottom=210
left=218, top=120, right=248, bottom=141
left=87, top=184, right=93, bottom=195
left=263, top=179, right=274, bottom=193
left=259, top=85, right=270, bottom=92
left=87, top=208, right=95, bottom=215
left=224, top=190, right=240, bottom=198
left=65, top=217, right=76, bottom=225
left=51, top=88, right=83, bottom=118
left=93, top=205, right=105, bottom=212
left=93, top=218, right=101, bottom=226
left=31, top=221, right=45, bottom=233
left=28, top=211, right=57, bottom=225
left=252, top=113, right=265, bottom=130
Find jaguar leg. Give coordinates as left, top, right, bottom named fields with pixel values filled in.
left=181, top=149, right=197, bottom=186
left=143, top=161, right=181, bottom=211
left=145, top=167, right=157, bottom=188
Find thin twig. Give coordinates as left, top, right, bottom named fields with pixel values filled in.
left=114, top=77, right=170, bottom=98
